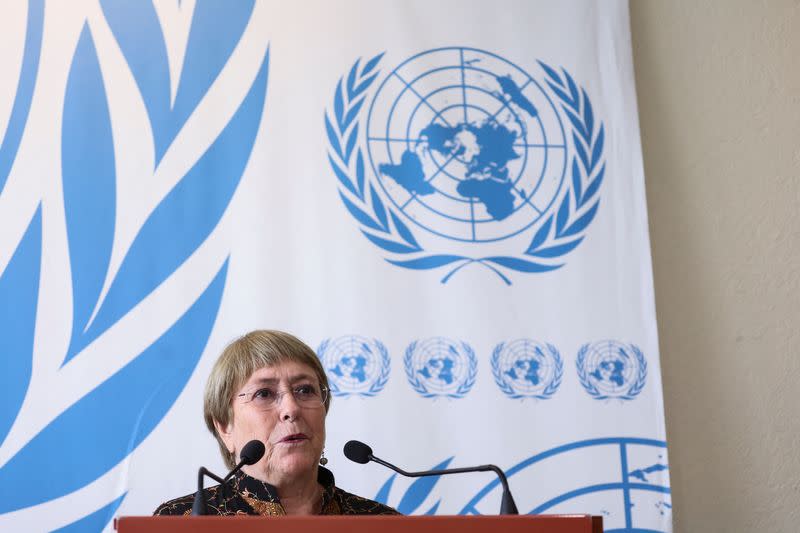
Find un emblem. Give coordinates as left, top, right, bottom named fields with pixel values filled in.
left=325, top=47, right=606, bottom=283
left=317, top=336, right=390, bottom=397
left=404, top=338, right=477, bottom=399
left=576, top=341, right=647, bottom=400
left=491, top=340, right=563, bottom=399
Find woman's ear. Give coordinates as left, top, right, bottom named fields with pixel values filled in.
left=214, top=419, right=235, bottom=453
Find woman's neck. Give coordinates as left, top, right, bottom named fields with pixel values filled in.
left=276, top=479, right=322, bottom=515
left=243, top=465, right=322, bottom=515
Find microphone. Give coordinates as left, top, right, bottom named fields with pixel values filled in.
left=191, top=439, right=265, bottom=515
left=344, top=440, right=518, bottom=515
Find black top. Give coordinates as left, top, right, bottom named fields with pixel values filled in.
left=154, top=466, right=400, bottom=516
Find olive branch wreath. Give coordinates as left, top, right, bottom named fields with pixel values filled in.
left=325, top=54, right=605, bottom=284
left=491, top=342, right=563, bottom=400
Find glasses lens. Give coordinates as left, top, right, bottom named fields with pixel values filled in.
left=248, top=387, right=277, bottom=409
left=293, top=384, right=320, bottom=405
left=242, top=384, right=327, bottom=410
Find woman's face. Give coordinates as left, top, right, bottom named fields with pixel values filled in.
left=216, top=360, right=327, bottom=484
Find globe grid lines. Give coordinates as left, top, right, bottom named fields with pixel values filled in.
left=421, top=100, right=531, bottom=191
left=597, top=341, right=630, bottom=394
left=366, top=136, right=561, bottom=150
left=509, top=339, right=551, bottom=392
left=583, top=340, right=643, bottom=397
left=486, top=76, right=534, bottom=120
left=388, top=70, right=455, bottom=129
left=368, top=131, right=562, bottom=208
left=620, top=442, right=633, bottom=530
left=413, top=337, right=467, bottom=394
left=458, top=437, right=670, bottom=533
left=459, top=48, right=468, bottom=123
left=396, top=68, right=538, bottom=189
left=469, top=198, right=476, bottom=240
left=397, top=151, right=459, bottom=209
left=390, top=60, right=554, bottom=236
left=365, top=47, right=569, bottom=243
left=326, top=335, right=381, bottom=392
left=394, top=60, right=544, bottom=175
left=498, top=339, right=556, bottom=395
left=397, top=82, right=532, bottom=188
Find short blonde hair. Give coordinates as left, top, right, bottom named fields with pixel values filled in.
left=204, top=330, right=330, bottom=469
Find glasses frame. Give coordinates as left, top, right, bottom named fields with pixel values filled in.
left=236, top=383, right=329, bottom=411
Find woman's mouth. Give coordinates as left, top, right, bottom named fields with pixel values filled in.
left=278, top=433, right=309, bottom=444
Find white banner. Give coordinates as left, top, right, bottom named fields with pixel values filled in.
left=0, top=1, right=670, bottom=532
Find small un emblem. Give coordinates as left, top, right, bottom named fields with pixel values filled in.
left=317, top=336, right=390, bottom=397
left=576, top=341, right=647, bottom=400
left=404, top=337, right=477, bottom=398
left=491, top=340, right=563, bottom=399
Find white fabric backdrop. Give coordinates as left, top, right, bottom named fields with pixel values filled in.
left=0, top=2, right=670, bottom=532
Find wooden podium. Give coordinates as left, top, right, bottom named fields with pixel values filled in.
left=116, top=515, right=603, bottom=532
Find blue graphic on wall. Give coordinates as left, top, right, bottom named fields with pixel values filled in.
left=404, top=337, right=477, bottom=398
left=0, top=2, right=268, bottom=531
left=317, top=336, right=391, bottom=397
left=0, top=0, right=44, bottom=196
left=491, top=339, right=563, bottom=399
left=577, top=341, right=647, bottom=400
left=325, top=47, right=606, bottom=284
left=375, top=438, right=671, bottom=533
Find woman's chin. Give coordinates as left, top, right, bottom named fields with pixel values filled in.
left=272, top=450, right=319, bottom=478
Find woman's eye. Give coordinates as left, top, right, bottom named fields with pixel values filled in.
left=253, top=388, right=275, bottom=400
left=295, top=384, right=317, bottom=396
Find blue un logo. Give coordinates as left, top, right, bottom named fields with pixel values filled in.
left=491, top=339, right=563, bottom=399
left=366, top=48, right=566, bottom=242
left=317, top=336, right=390, bottom=397
left=576, top=340, right=648, bottom=401
left=404, top=337, right=477, bottom=399
left=326, top=48, right=606, bottom=283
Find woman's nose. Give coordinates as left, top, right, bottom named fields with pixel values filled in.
left=279, top=391, right=301, bottom=421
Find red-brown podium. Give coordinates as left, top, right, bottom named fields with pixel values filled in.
left=116, top=515, right=603, bottom=533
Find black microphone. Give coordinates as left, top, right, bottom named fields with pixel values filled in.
left=191, top=439, right=265, bottom=515
left=344, top=440, right=518, bottom=515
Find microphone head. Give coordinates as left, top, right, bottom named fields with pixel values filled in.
left=343, top=440, right=373, bottom=464
left=239, top=440, right=265, bottom=465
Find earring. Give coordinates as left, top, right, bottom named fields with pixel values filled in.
left=319, top=450, right=328, bottom=466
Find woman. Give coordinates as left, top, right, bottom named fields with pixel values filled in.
left=154, top=330, right=399, bottom=515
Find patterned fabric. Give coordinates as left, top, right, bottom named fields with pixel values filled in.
left=154, top=466, right=399, bottom=516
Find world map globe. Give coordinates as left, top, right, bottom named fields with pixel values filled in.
left=366, top=47, right=567, bottom=243
left=496, top=339, right=558, bottom=395
left=409, top=337, right=471, bottom=394
left=320, top=335, right=383, bottom=394
left=584, top=340, right=639, bottom=395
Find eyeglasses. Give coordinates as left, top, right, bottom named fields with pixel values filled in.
left=236, top=383, right=328, bottom=411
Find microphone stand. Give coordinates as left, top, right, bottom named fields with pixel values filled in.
left=191, top=440, right=266, bottom=515
left=370, top=454, right=519, bottom=515
left=191, top=467, right=226, bottom=516
left=191, top=458, right=254, bottom=515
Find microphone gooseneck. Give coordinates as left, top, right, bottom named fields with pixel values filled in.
left=343, top=439, right=518, bottom=515
left=192, top=439, right=266, bottom=515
